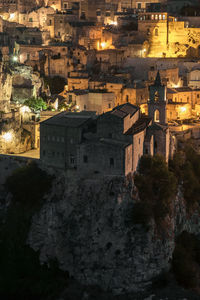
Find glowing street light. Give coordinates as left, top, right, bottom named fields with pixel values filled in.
left=2, top=132, right=13, bottom=142
left=12, top=55, right=18, bottom=62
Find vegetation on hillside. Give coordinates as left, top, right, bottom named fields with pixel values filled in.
left=24, top=96, right=47, bottom=112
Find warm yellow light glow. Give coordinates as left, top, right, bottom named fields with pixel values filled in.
left=9, top=13, right=15, bottom=19
left=2, top=132, right=13, bottom=142
left=76, top=105, right=80, bottom=110
left=180, top=106, right=186, bottom=113
left=21, top=105, right=31, bottom=113
left=110, top=21, right=117, bottom=26
left=101, top=42, right=107, bottom=49
left=12, top=55, right=18, bottom=62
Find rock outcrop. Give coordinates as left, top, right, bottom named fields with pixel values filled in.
left=27, top=173, right=200, bottom=294
left=12, top=65, right=43, bottom=103
left=0, top=63, right=12, bottom=112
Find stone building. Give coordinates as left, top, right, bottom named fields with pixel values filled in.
left=187, top=68, right=200, bottom=89
left=96, top=49, right=125, bottom=72
left=147, top=71, right=171, bottom=161
left=67, top=89, right=116, bottom=114
left=138, top=12, right=200, bottom=58
left=40, top=80, right=173, bottom=175
left=148, top=66, right=181, bottom=88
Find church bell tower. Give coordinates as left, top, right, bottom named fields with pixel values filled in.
left=148, top=71, right=167, bottom=125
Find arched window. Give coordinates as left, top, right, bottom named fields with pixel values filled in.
left=154, top=110, right=160, bottom=122
left=155, top=28, right=158, bottom=36
left=154, top=91, right=159, bottom=101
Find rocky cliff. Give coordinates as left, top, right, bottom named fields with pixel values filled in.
left=0, top=64, right=12, bottom=112
left=27, top=171, right=200, bottom=295
left=1, top=155, right=200, bottom=298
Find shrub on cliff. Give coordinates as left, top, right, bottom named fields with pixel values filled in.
left=134, top=155, right=177, bottom=225
left=24, top=97, right=47, bottom=112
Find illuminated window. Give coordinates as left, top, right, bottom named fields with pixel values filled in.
left=151, top=15, right=154, bottom=20
left=159, top=14, right=162, bottom=20
left=154, top=110, right=160, bottom=122
left=154, top=91, right=159, bottom=101
left=163, top=15, right=166, bottom=20
left=155, top=15, right=158, bottom=20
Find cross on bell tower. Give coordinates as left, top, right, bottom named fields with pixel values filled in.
left=148, top=71, right=167, bottom=125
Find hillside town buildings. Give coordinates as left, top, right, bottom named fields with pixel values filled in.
left=1, top=0, right=200, bottom=175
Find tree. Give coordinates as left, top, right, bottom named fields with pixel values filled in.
left=133, top=155, right=177, bottom=225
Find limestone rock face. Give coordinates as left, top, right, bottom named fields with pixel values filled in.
left=28, top=176, right=177, bottom=294
left=0, top=126, right=32, bottom=154
left=0, top=64, right=12, bottom=112
left=12, top=65, right=43, bottom=103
